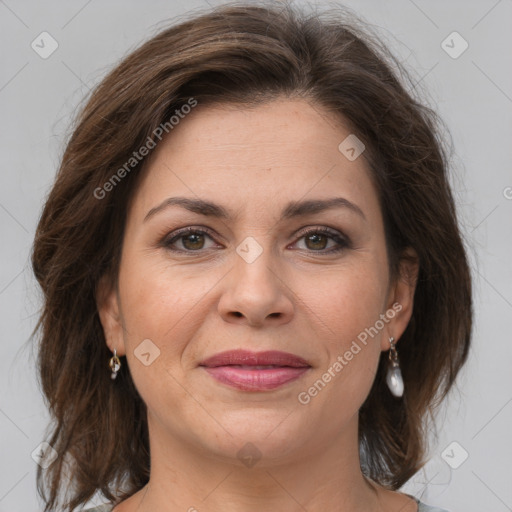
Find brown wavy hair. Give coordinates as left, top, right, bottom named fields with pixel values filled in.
left=31, top=2, right=472, bottom=510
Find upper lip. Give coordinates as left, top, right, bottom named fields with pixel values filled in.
left=199, top=350, right=311, bottom=368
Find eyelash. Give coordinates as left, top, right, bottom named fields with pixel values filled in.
left=161, top=226, right=351, bottom=254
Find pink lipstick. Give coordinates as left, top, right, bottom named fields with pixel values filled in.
left=199, top=349, right=311, bottom=391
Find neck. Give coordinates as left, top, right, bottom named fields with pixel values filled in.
left=127, top=413, right=384, bottom=512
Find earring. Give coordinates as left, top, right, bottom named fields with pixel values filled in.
left=109, top=348, right=121, bottom=380
left=386, top=337, right=404, bottom=397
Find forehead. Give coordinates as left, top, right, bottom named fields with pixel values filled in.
left=130, top=99, right=380, bottom=224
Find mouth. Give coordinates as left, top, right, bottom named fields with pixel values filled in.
left=199, top=350, right=311, bottom=391
left=199, top=349, right=311, bottom=368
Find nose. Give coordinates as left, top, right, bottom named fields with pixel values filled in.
left=217, top=247, right=294, bottom=327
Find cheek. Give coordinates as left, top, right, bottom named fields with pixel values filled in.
left=117, top=251, right=231, bottom=391
left=118, top=251, right=210, bottom=335
left=297, top=260, right=387, bottom=401
left=116, top=260, right=203, bottom=407
left=303, top=258, right=387, bottom=338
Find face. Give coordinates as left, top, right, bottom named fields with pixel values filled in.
left=98, top=98, right=417, bottom=465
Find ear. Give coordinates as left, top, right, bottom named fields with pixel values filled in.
left=96, top=274, right=127, bottom=357
left=380, top=247, right=419, bottom=351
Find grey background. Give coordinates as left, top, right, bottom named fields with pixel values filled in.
left=1, top=1, right=511, bottom=511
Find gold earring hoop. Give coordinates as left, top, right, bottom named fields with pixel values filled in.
left=109, top=348, right=121, bottom=380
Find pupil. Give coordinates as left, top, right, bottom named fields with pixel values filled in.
left=185, top=233, right=203, bottom=249
left=307, top=233, right=326, bottom=250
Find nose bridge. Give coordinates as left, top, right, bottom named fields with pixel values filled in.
left=218, top=234, right=293, bottom=325
left=233, top=234, right=279, bottom=294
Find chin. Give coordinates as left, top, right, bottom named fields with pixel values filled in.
left=197, top=408, right=311, bottom=466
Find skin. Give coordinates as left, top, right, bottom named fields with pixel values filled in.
left=97, top=98, right=419, bottom=512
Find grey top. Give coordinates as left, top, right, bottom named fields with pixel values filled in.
left=83, top=494, right=451, bottom=512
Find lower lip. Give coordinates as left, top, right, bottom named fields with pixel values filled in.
left=202, top=366, right=310, bottom=391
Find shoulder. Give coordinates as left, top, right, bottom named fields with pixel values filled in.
left=401, top=492, right=451, bottom=512
left=82, top=505, right=113, bottom=512
left=417, top=500, right=452, bottom=512
left=81, top=498, right=451, bottom=512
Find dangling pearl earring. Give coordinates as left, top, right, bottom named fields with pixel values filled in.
left=386, top=337, right=404, bottom=397
left=109, top=348, right=121, bottom=380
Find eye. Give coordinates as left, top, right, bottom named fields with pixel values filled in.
left=162, top=227, right=219, bottom=252
left=161, top=226, right=350, bottom=254
left=292, top=227, right=350, bottom=253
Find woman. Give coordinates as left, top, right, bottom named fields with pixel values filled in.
left=31, top=2, right=472, bottom=511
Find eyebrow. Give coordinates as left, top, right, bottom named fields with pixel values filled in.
left=143, top=196, right=366, bottom=223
